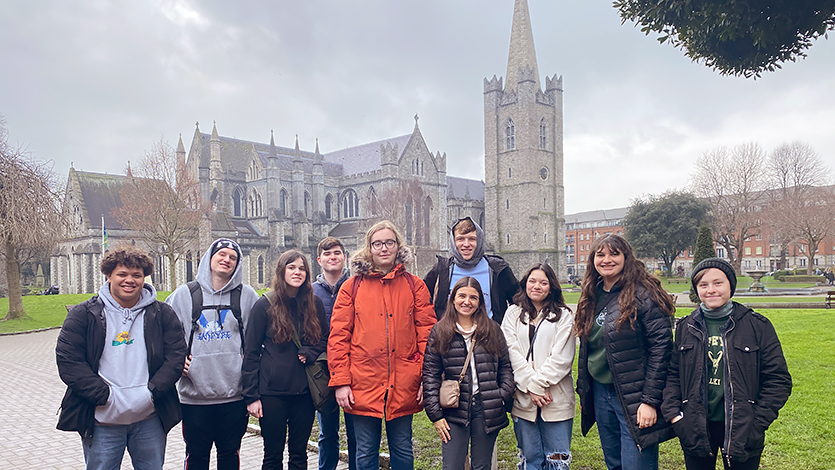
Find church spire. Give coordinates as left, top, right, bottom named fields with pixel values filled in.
left=505, top=0, right=539, bottom=92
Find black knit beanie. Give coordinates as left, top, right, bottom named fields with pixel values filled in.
left=691, top=258, right=737, bottom=296
left=210, top=238, right=241, bottom=264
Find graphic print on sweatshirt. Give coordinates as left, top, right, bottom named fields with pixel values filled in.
left=196, top=309, right=234, bottom=342
left=112, top=330, right=134, bottom=346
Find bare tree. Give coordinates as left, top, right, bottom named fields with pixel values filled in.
left=0, top=117, right=63, bottom=320
left=767, top=142, right=834, bottom=273
left=692, top=142, right=768, bottom=274
left=112, top=137, right=206, bottom=290
left=374, top=179, right=427, bottom=246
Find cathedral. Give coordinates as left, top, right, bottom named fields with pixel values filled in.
left=51, top=0, right=565, bottom=293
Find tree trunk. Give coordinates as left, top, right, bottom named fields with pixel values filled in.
left=168, top=253, right=177, bottom=292
left=4, top=237, right=26, bottom=320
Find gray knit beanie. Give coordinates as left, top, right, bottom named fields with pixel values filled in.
left=691, top=258, right=737, bottom=296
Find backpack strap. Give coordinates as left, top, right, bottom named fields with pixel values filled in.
left=187, top=281, right=202, bottom=356
left=229, top=285, right=245, bottom=354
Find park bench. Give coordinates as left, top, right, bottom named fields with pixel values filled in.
left=668, top=278, right=687, bottom=284
left=827, top=291, right=835, bottom=309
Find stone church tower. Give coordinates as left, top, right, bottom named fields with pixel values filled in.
left=484, top=0, right=566, bottom=279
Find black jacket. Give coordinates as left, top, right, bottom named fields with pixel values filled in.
left=661, top=303, right=792, bottom=461
left=576, top=286, right=675, bottom=449
left=422, top=324, right=516, bottom=435
left=242, top=295, right=327, bottom=403
left=55, top=296, right=187, bottom=438
left=423, top=255, right=518, bottom=324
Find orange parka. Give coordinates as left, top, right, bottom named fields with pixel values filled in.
left=328, top=253, right=436, bottom=421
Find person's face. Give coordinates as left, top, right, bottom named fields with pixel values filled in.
left=284, top=257, right=307, bottom=290
left=370, top=228, right=398, bottom=271
left=210, top=247, right=238, bottom=279
left=454, top=229, right=478, bottom=261
left=525, top=269, right=551, bottom=306
left=317, top=246, right=345, bottom=274
left=594, top=245, right=625, bottom=285
left=107, top=264, right=145, bottom=308
left=696, top=268, right=732, bottom=309
left=453, top=286, right=481, bottom=319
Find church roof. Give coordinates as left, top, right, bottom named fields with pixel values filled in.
left=329, top=221, right=359, bottom=238
left=447, top=176, right=485, bottom=201
left=72, top=170, right=126, bottom=230
left=565, top=207, right=629, bottom=226
left=323, top=134, right=412, bottom=176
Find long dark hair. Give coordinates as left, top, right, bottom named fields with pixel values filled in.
left=269, top=250, right=321, bottom=345
left=512, top=263, right=570, bottom=325
left=575, top=234, right=674, bottom=339
left=429, top=277, right=504, bottom=357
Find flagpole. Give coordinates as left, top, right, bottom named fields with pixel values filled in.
left=101, top=214, right=107, bottom=255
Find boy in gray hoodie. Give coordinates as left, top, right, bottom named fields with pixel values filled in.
left=56, top=246, right=187, bottom=470
left=166, top=238, right=259, bottom=470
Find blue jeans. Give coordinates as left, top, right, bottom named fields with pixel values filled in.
left=513, top=413, right=572, bottom=470
left=350, top=413, right=413, bottom=470
left=317, top=401, right=356, bottom=470
left=593, top=381, right=658, bottom=470
left=82, top=415, right=166, bottom=470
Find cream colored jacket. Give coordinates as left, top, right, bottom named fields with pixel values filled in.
left=501, top=304, right=576, bottom=422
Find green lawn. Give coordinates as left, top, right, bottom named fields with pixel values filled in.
left=4, top=296, right=831, bottom=469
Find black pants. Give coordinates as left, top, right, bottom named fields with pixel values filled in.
left=684, top=420, right=762, bottom=470
left=259, top=394, right=316, bottom=470
left=182, top=400, right=249, bottom=470
left=441, top=394, right=499, bottom=470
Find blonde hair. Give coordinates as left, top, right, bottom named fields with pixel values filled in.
left=351, top=220, right=408, bottom=274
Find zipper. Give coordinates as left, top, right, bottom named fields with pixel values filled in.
left=383, top=279, right=391, bottom=416
left=722, top=315, right=736, bottom=462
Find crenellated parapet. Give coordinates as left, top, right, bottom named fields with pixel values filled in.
left=517, top=66, right=537, bottom=85
left=483, top=75, right=503, bottom=93
left=545, top=74, right=563, bottom=93
left=499, top=90, right=518, bottom=106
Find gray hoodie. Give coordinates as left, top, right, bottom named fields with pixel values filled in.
left=95, top=282, right=158, bottom=425
left=165, top=241, right=260, bottom=405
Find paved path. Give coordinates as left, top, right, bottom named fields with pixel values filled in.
left=0, top=328, right=347, bottom=469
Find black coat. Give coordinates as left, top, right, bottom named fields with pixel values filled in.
left=662, top=303, right=792, bottom=461
left=576, top=286, right=675, bottom=449
left=423, top=255, right=518, bottom=324
left=55, top=295, right=187, bottom=438
left=242, top=295, right=328, bottom=402
left=422, top=324, right=515, bottom=435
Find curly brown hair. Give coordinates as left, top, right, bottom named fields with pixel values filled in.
left=100, top=245, right=154, bottom=277
left=574, top=234, right=674, bottom=339
left=268, top=250, right=322, bottom=345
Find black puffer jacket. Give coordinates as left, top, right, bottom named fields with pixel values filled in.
left=56, top=295, right=187, bottom=438
left=577, top=285, right=675, bottom=449
left=423, top=255, right=518, bottom=324
left=422, top=324, right=515, bottom=435
left=662, top=303, right=792, bottom=462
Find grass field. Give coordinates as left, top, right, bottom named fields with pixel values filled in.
left=3, top=296, right=832, bottom=469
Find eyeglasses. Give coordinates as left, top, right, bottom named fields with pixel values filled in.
left=371, top=239, right=397, bottom=250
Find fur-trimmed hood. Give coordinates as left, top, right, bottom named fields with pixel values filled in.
left=350, top=245, right=413, bottom=276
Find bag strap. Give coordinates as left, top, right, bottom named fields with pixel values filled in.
left=457, top=339, right=476, bottom=385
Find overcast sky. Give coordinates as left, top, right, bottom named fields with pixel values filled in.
left=2, top=0, right=834, bottom=214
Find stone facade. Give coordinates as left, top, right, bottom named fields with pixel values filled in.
left=484, top=0, right=566, bottom=279
left=51, top=0, right=569, bottom=294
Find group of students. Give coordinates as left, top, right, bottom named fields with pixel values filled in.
left=55, top=215, right=792, bottom=470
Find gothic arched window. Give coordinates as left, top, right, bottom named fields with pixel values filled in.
left=257, top=256, right=264, bottom=285
left=423, top=196, right=432, bottom=246
left=279, top=189, right=287, bottom=216
left=233, top=187, right=244, bottom=217
left=369, top=187, right=378, bottom=215
left=342, top=189, right=359, bottom=219
left=506, top=118, right=515, bottom=150
left=325, top=193, right=333, bottom=220
left=540, top=118, right=547, bottom=149
left=405, top=196, right=413, bottom=244
left=304, top=191, right=311, bottom=218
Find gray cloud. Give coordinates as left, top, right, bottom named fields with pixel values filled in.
left=2, top=0, right=833, bottom=213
